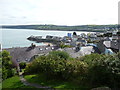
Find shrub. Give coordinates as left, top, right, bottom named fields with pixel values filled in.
left=62, top=60, right=88, bottom=81
left=80, top=53, right=105, bottom=65
left=60, top=43, right=71, bottom=48
left=82, top=53, right=120, bottom=88
left=24, top=51, right=120, bottom=89
left=24, top=55, right=66, bottom=80
left=25, top=51, right=70, bottom=79
left=1, top=50, right=16, bottom=80
left=19, top=62, right=26, bottom=69
left=49, top=51, right=69, bottom=60
left=2, top=67, right=8, bottom=80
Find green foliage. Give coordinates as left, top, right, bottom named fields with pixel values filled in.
left=82, top=53, right=120, bottom=88
left=49, top=51, right=70, bottom=60
left=117, top=52, right=120, bottom=59
left=80, top=53, right=105, bottom=65
left=3, top=24, right=118, bottom=32
left=60, top=43, right=71, bottom=48
left=25, top=74, right=89, bottom=89
left=24, top=50, right=88, bottom=83
left=62, top=60, right=87, bottom=80
left=2, top=67, right=7, bottom=80
left=25, top=54, right=66, bottom=80
left=2, top=50, right=15, bottom=80
left=103, top=33, right=112, bottom=37
left=19, top=62, right=26, bottom=69
left=2, top=76, right=35, bottom=88
left=87, top=39, right=99, bottom=43
left=24, top=51, right=120, bottom=89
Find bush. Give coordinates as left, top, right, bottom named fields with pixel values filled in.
left=24, top=51, right=120, bottom=89
left=1, top=50, right=16, bottom=80
left=62, top=60, right=88, bottom=80
left=80, top=53, right=105, bottom=65
left=82, top=53, right=120, bottom=89
left=60, top=43, right=71, bottom=48
left=24, top=51, right=88, bottom=81
left=24, top=54, right=66, bottom=80
left=19, top=62, right=26, bottom=69
left=49, top=51, right=70, bottom=60
left=2, top=67, right=8, bottom=80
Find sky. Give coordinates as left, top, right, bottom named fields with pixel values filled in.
left=0, top=0, right=119, bottom=26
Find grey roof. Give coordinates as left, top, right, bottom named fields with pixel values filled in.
left=3, top=46, right=58, bottom=66
left=59, top=46, right=95, bottom=58
left=103, top=41, right=111, bottom=48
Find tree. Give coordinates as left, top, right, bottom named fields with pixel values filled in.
left=2, top=50, right=15, bottom=80
left=73, top=32, right=77, bottom=36
left=103, top=33, right=112, bottom=37
left=19, top=62, right=26, bottom=69
left=49, top=51, right=69, bottom=60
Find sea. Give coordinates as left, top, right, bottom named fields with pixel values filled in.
left=1, top=29, right=94, bottom=48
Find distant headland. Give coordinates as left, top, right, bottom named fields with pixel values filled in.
left=2, top=24, right=119, bottom=32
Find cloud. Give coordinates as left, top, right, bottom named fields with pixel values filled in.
left=0, top=0, right=119, bottom=25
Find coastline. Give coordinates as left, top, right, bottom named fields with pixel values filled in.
left=2, top=24, right=118, bottom=33
left=2, top=28, right=102, bottom=32
left=34, top=29, right=101, bottom=32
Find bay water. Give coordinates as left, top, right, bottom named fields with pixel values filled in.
left=1, top=29, right=93, bottom=48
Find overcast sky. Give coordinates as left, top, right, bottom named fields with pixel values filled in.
left=0, top=0, right=119, bottom=25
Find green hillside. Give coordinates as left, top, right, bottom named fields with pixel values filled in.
left=2, top=24, right=119, bottom=32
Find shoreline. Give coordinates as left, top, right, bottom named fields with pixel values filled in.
left=2, top=28, right=102, bottom=33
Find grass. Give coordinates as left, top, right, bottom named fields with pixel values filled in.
left=24, top=74, right=89, bottom=89
left=2, top=75, right=35, bottom=89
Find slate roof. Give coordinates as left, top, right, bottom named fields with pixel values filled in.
left=3, top=46, right=58, bottom=66
left=60, top=46, right=96, bottom=58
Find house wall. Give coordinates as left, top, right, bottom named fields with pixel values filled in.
left=97, top=40, right=105, bottom=53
